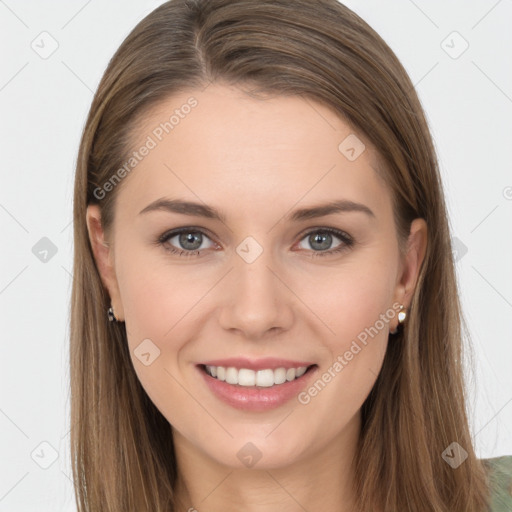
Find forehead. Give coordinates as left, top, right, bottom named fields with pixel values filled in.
left=117, top=83, right=391, bottom=222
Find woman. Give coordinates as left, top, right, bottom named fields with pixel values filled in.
left=70, top=0, right=512, bottom=510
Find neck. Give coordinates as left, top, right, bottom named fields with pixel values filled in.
left=173, top=412, right=361, bottom=512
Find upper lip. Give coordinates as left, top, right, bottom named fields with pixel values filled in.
left=198, top=357, right=315, bottom=371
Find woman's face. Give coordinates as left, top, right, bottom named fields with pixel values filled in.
left=88, top=83, right=426, bottom=470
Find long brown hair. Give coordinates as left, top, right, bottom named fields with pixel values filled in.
left=70, top=0, right=492, bottom=510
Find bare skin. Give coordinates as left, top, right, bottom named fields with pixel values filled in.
left=87, top=82, right=427, bottom=512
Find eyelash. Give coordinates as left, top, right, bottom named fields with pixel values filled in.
left=156, top=226, right=355, bottom=259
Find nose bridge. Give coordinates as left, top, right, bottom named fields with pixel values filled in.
left=236, top=243, right=276, bottom=295
left=218, top=235, right=293, bottom=337
left=234, top=235, right=281, bottom=308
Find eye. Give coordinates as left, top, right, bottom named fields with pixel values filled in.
left=296, top=227, right=354, bottom=257
left=156, top=226, right=354, bottom=258
left=157, top=228, right=217, bottom=257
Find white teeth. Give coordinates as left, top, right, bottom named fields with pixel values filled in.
left=274, top=367, right=287, bottom=384
left=238, top=368, right=255, bottom=386
left=295, top=366, right=307, bottom=377
left=225, top=367, right=238, bottom=385
left=204, top=365, right=310, bottom=387
left=256, top=369, right=274, bottom=387
left=216, top=366, right=226, bottom=381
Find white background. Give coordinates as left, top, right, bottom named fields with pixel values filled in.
left=0, top=0, right=511, bottom=510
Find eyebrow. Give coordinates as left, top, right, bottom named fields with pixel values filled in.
left=138, top=197, right=375, bottom=222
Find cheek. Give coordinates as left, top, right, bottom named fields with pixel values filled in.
left=116, top=243, right=214, bottom=342
left=301, top=250, right=398, bottom=347
left=114, top=249, right=208, bottom=425
left=295, top=271, right=393, bottom=443
left=295, top=246, right=397, bottom=409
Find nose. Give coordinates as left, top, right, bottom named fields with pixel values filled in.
left=217, top=246, right=295, bottom=340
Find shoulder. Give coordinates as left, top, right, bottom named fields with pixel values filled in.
left=480, top=455, right=512, bottom=511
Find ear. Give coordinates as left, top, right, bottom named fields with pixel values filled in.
left=86, top=204, right=124, bottom=321
left=393, top=218, right=428, bottom=315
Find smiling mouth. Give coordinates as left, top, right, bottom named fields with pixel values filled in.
left=199, top=364, right=318, bottom=388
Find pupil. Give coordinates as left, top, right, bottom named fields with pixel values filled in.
left=311, top=232, right=331, bottom=251
left=179, top=232, right=202, bottom=250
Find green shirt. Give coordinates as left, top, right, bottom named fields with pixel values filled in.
left=482, top=455, right=512, bottom=511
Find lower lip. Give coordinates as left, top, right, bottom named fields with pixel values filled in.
left=197, top=364, right=318, bottom=411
